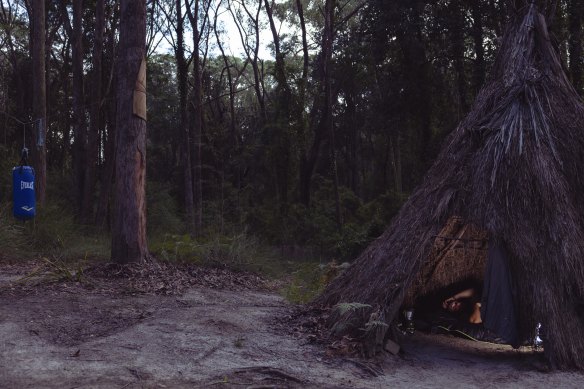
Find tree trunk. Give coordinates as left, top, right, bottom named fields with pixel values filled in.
left=213, top=3, right=241, bottom=219
left=396, top=0, right=432, bottom=167
left=298, top=0, right=339, bottom=209
left=323, top=0, right=342, bottom=227
left=176, top=0, right=195, bottom=234
left=32, top=0, right=47, bottom=206
left=389, top=134, right=402, bottom=193
left=95, top=12, right=119, bottom=228
left=95, top=89, right=117, bottom=229
left=451, top=0, right=468, bottom=114
left=82, top=0, right=106, bottom=223
left=264, top=0, right=292, bottom=214
left=568, top=0, right=583, bottom=94
left=187, top=0, right=204, bottom=236
left=111, top=0, right=148, bottom=264
left=471, top=0, right=486, bottom=94
left=59, top=0, right=84, bottom=212
left=295, top=0, right=315, bottom=207
left=346, top=91, right=360, bottom=195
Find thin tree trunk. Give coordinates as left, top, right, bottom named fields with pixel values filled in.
left=193, top=36, right=203, bottom=238
left=296, top=0, right=314, bottom=207
left=568, top=0, right=583, bottom=94
left=264, top=0, right=292, bottom=214
left=389, top=134, right=402, bottom=193
left=396, top=0, right=432, bottom=166
left=323, top=0, right=342, bottom=227
left=61, top=0, right=86, bottom=215
left=187, top=0, right=204, bottom=236
left=213, top=2, right=237, bottom=148
left=176, top=0, right=195, bottom=233
left=60, top=47, right=71, bottom=165
left=451, top=0, right=468, bottom=114
left=296, top=0, right=309, bottom=91
left=471, top=0, right=486, bottom=94
left=95, top=12, right=119, bottom=228
left=111, top=0, right=148, bottom=264
left=299, top=91, right=326, bottom=207
left=32, top=0, right=47, bottom=206
left=346, top=91, right=359, bottom=195
left=82, top=0, right=106, bottom=223
left=213, top=2, right=241, bottom=219
left=95, top=97, right=116, bottom=229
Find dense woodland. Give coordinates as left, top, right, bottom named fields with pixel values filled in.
left=0, top=0, right=582, bottom=263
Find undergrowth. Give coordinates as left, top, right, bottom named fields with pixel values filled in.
left=0, top=201, right=110, bottom=263
left=2, top=201, right=332, bottom=303
left=0, top=203, right=28, bottom=258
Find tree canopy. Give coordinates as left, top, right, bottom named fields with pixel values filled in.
left=0, top=0, right=582, bottom=259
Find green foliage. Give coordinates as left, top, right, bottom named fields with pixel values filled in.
left=147, top=181, right=184, bottom=237
left=0, top=200, right=110, bottom=261
left=328, top=302, right=373, bottom=338
left=150, top=232, right=265, bottom=271
left=30, top=204, right=110, bottom=259
left=16, top=255, right=87, bottom=285
left=0, top=146, right=17, bottom=204
left=0, top=203, right=28, bottom=257
left=244, top=177, right=406, bottom=261
left=281, top=262, right=328, bottom=304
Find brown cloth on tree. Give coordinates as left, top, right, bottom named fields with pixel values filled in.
left=133, top=57, right=147, bottom=121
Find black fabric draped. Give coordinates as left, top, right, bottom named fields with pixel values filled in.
left=481, top=240, right=518, bottom=347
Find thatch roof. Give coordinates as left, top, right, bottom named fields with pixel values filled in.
left=315, top=3, right=584, bottom=370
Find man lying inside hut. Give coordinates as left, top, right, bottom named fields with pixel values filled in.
left=442, top=286, right=483, bottom=324
left=413, top=239, right=519, bottom=347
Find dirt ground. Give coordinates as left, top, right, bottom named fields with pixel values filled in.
left=1, top=259, right=583, bottom=389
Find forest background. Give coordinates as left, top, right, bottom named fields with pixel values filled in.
left=0, top=0, right=582, bottom=299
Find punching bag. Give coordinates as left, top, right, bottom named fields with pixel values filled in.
left=12, top=165, right=36, bottom=220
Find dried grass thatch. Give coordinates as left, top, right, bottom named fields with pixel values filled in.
left=403, top=216, right=487, bottom=306
left=315, top=3, right=584, bottom=370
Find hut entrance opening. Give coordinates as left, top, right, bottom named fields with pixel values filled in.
left=403, top=217, right=518, bottom=346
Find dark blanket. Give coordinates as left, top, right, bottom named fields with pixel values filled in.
left=480, top=240, right=518, bottom=347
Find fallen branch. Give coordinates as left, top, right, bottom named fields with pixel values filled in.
left=234, top=366, right=304, bottom=383
left=343, top=358, right=384, bottom=377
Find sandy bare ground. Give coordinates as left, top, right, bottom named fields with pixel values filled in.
left=0, top=260, right=583, bottom=389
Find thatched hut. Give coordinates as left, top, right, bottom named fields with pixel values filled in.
left=315, top=2, right=584, bottom=370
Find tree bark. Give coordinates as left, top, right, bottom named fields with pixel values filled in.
left=451, top=0, right=468, bottom=114
left=264, top=0, right=292, bottom=214
left=111, top=0, right=149, bottom=264
left=186, top=0, right=205, bottom=236
left=32, top=0, right=47, bottom=206
left=471, top=0, right=486, bottom=94
left=95, top=95, right=117, bottom=229
left=82, top=0, right=106, bottom=223
left=176, top=0, right=195, bottom=234
left=213, top=1, right=241, bottom=219
left=323, top=0, right=342, bottom=227
left=396, top=0, right=432, bottom=167
left=568, top=0, right=583, bottom=94
left=193, top=11, right=203, bottom=237
left=296, top=0, right=315, bottom=207
left=345, top=90, right=360, bottom=195
left=95, top=9, right=119, bottom=228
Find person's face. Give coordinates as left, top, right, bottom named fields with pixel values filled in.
left=447, top=300, right=462, bottom=312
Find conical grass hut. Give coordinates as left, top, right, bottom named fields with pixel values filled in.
left=315, top=2, right=584, bottom=370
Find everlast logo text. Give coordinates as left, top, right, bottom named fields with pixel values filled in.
left=21, top=181, right=34, bottom=190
